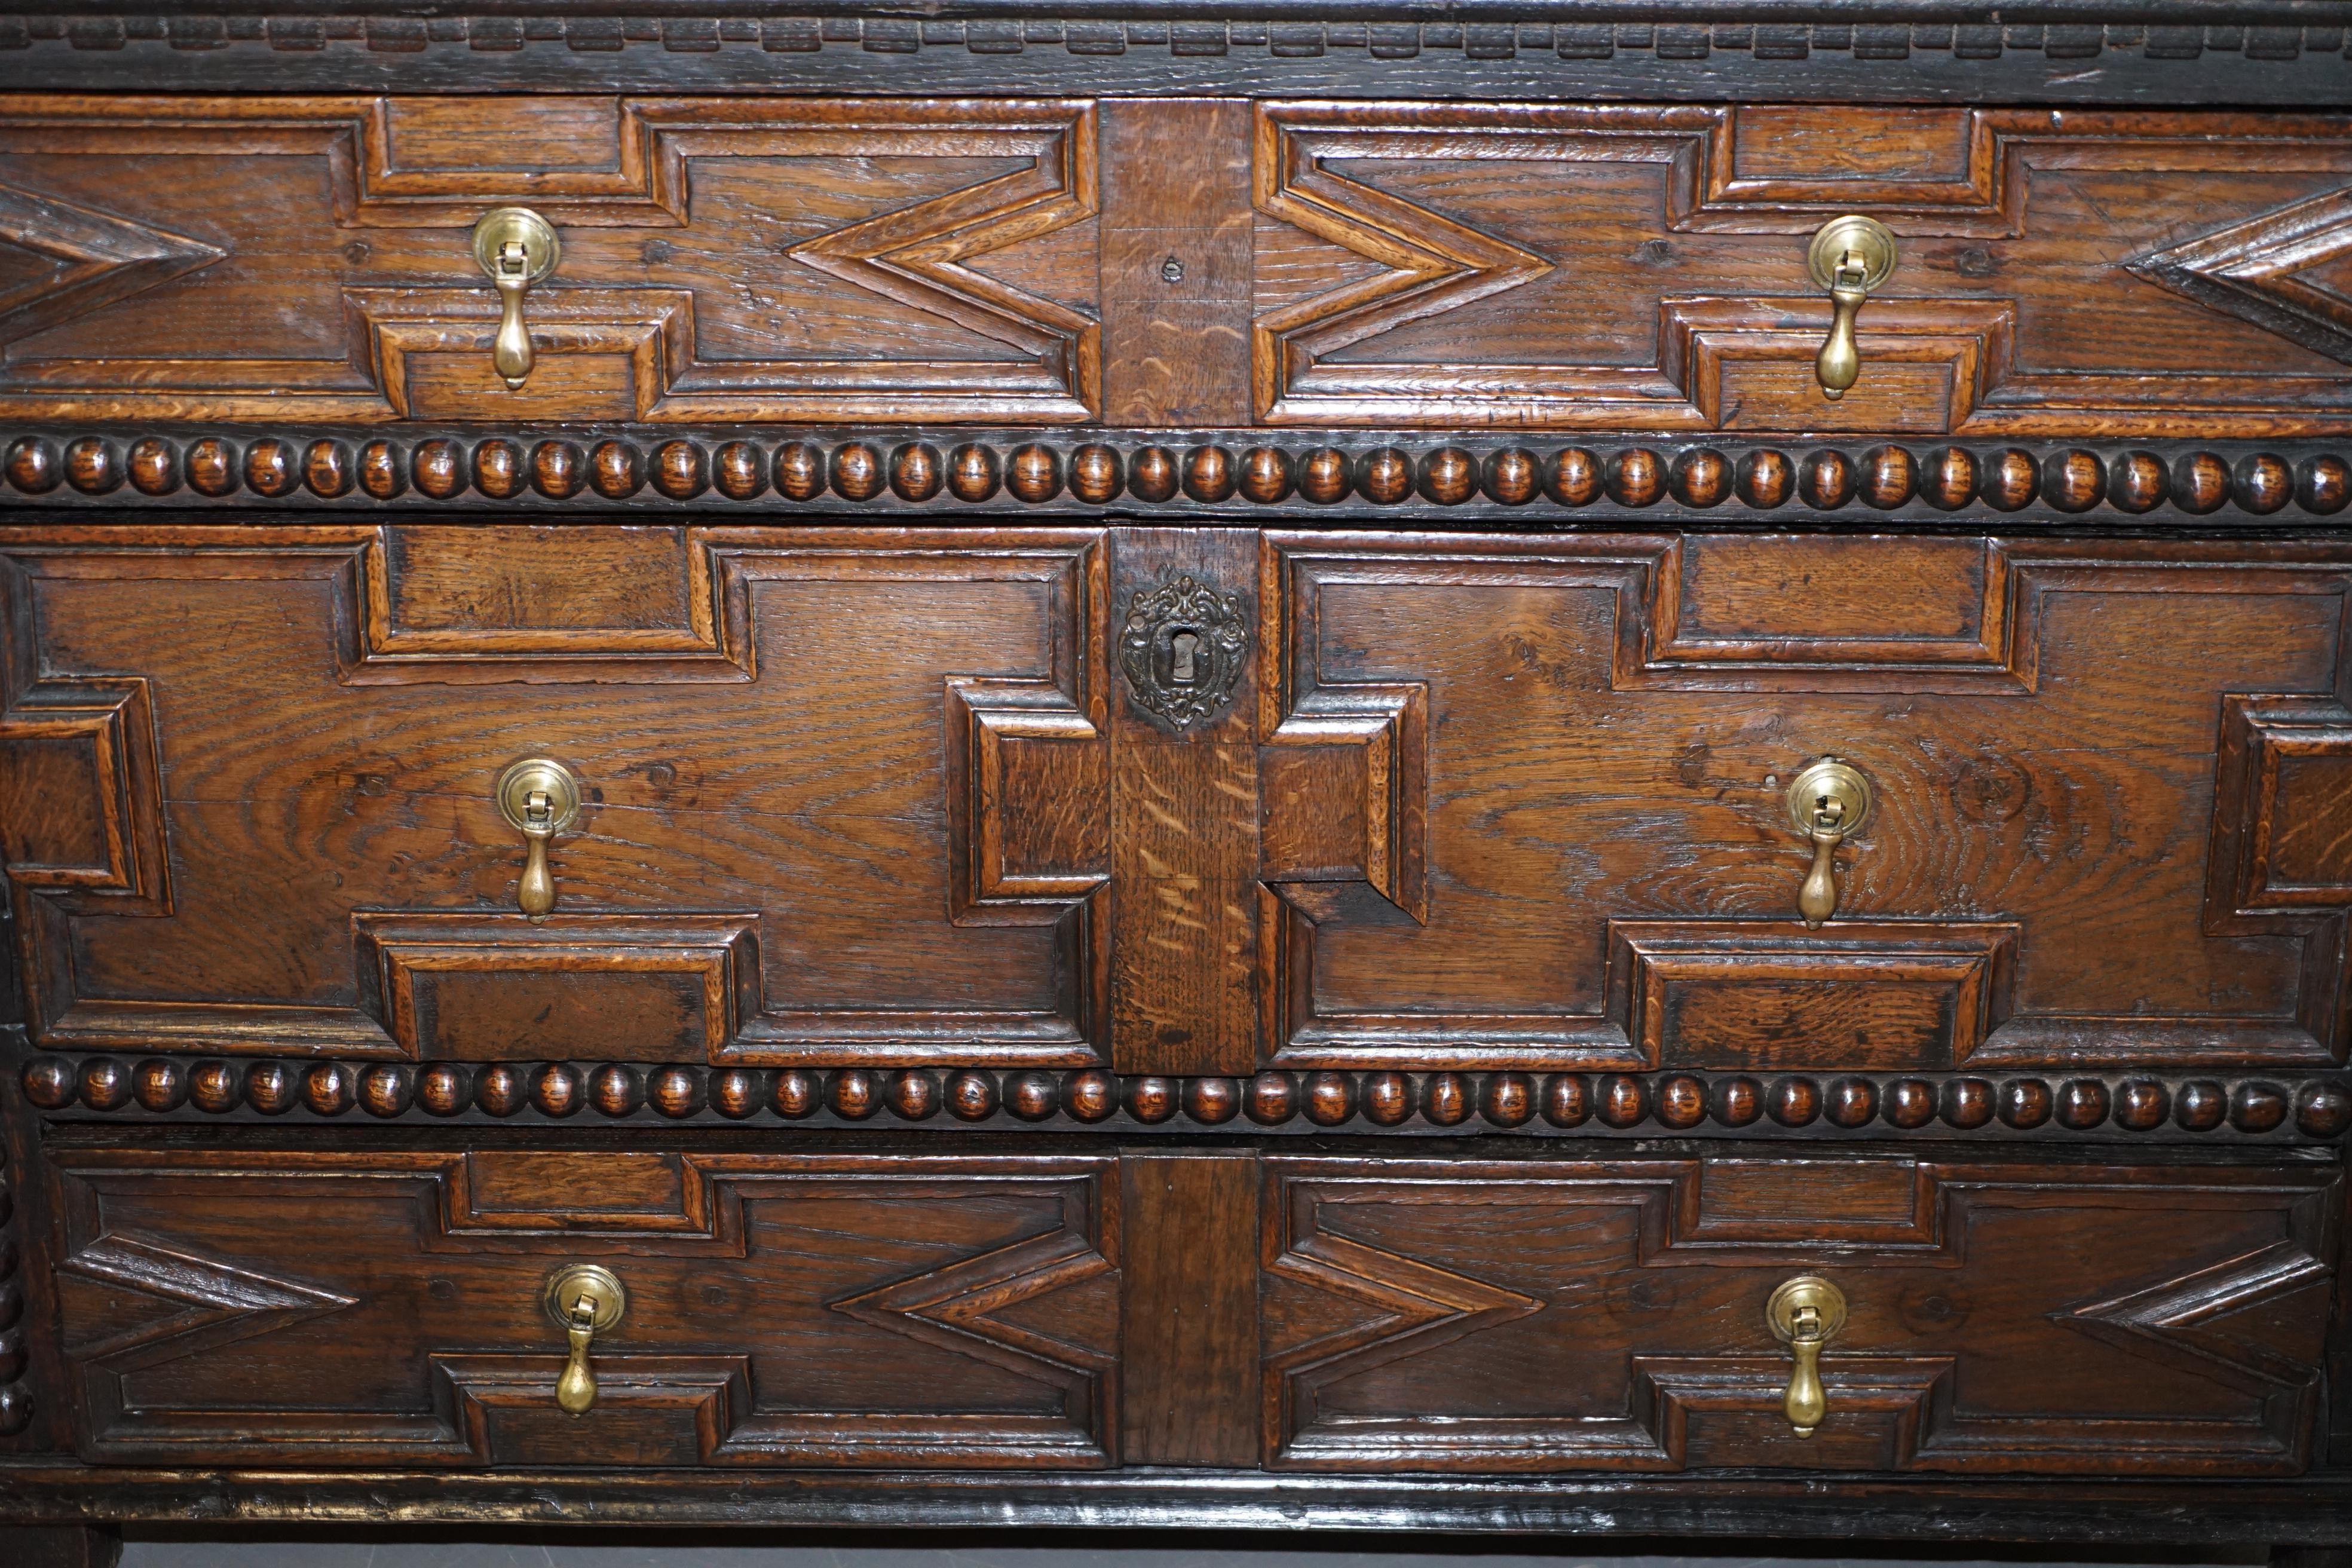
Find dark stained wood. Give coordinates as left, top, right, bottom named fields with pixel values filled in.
left=0, top=1527, right=120, bottom=1568
left=1118, top=1154, right=1261, bottom=1465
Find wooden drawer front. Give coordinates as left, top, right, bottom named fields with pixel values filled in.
left=1260, top=532, right=2352, bottom=1076
left=1261, top=1156, right=2341, bottom=1474
left=0, top=525, right=1108, bottom=1067
left=47, top=1147, right=1119, bottom=1467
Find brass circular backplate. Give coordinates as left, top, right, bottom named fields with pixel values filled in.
left=543, top=1263, right=626, bottom=1333
left=471, top=206, right=561, bottom=284
left=1784, top=757, right=1873, bottom=838
left=495, top=757, right=581, bottom=836
left=1765, top=1275, right=1848, bottom=1344
left=1806, top=214, right=1898, bottom=292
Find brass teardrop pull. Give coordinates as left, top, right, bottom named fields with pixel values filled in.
left=496, top=758, right=582, bottom=921
left=1784, top=758, right=1872, bottom=929
left=1765, top=1274, right=1847, bottom=1438
left=471, top=207, right=561, bottom=391
left=1806, top=216, right=1897, bottom=401
left=543, top=1264, right=626, bottom=1416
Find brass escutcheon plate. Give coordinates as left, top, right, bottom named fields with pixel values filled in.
left=471, top=206, right=561, bottom=284
left=1806, top=214, right=1898, bottom=292
left=1784, top=757, right=1873, bottom=838
left=1766, top=1274, right=1848, bottom=1343
left=496, top=757, right=582, bottom=835
left=543, top=1263, right=626, bottom=1333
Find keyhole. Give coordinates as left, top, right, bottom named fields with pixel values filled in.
left=1160, top=255, right=1185, bottom=284
left=1171, top=629, right=1200, bottom=685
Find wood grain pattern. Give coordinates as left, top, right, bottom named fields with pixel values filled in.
left=1119, top=1154, right=1261, bottom=1465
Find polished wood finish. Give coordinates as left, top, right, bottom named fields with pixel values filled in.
left=1119, top=1153, right=1260, bottom=1464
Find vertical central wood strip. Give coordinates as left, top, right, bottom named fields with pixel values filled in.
left=1119, top=1153, right=1261, bottom=1466
left=1110, top=526, right=1260, bottom=1076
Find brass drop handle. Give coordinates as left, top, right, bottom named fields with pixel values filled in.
left=1766, top=1274, right=1847, bottom=1438
left=496, top=758, right=581, bottom=922
left=544, top=1264, right=626, bottom=1417
left=1784, top=758, right=1872, bottom=930
left=1806, top=216, right=1897, bottom=401
left=471, top=207, right=561, bottom=391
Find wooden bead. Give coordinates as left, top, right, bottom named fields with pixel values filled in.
left=411, top=438, right=466, bottom=500
left=1416, top=446, right=1478, bottom=505
left=303, top=440, right=353, bottom=498
left=1857, top=444, right=1915, bottom=509
left=771, top=1068, right=821, bottom=1119
left=1941, top=1078, right=1994, bottom=1129
left=1481, top=448, right=1538, bottom=506
left=829, top=1068, right=880, bottom=1120
left=528, top=1062, right=581, bottom=1117
left=79, top=1056, right=131, bottom=1111
left=1068, top=443, right=1123, bottom=504
left=1185, top=1076, right=1240, bottom=1124
left=946, top=1070, right=999, bottom=1120
left=190, top=1060, right=243, bottom=1114
left=2174, top=1079, right=2228, bottom=1131
left=1008, top=443, right=1064, bottom=503
left=2114, top=1079, right=2169, bottom=1131
left=1598, top=1074, right=1647, bottom=1128
left=65, top=436, right=121, bottom=495
left=1710, top=1075, right=1762, bottom=1126
left=589, top=1064, right=643, bottom=1117
left=2296, top=455, right=2350, bottom=514
left=246, top=1060, right=299, bottom=1115
left=650, top=1066, right=703, bottom=1118
left=1655, top=1073, right=1706, bottom=1129
left=2230, top=1080, right=2288, bottom=1132
left=2296, top=1079, right=2351, bottom=1137
left=713, top=441, right=767, bottom=501
left=129, top=437, right=180, bottom=495
left=1063, top=1069, right=1119, bottom=1122
left=890, top=442, right=943, bottom=502
left=1422, top=1072, right=1471, bottom=1126
left=1542, top=1074, right=1591, bottom=1126
left=1918, top=446, right=1977, bottom=510
left=1980, top=448, right=2039, bottom=512
left=1768, top=1076, right=1820, bottom=1126
left=1303, top=1070, right=1355, bottom=1126
left=1882, top=1078, right=1936, bottom=1129
left=1544, top=448, right=1603, bottom=507
left=2234, top=452, right=2293, bottom=514
left=2171, top=451, right=2231, bottom=513
left=1129, top=446, right=1179, bottom=503
left=186, top=437, right=240, bottom=497
left=467, top=438, right=522, bottom=500
left=0, top=1385, right=32, bottom=1438
left=1362, top=1071, right=1413, bottom=1126
left=592, top=442, right=649, bottom=496
left=829, top=442, right=886, bottom=501
left=473, top=1063, right=525, bottom=1117
left=1182, top=445, right=1234, bottom=503
left=21, top=1058, right=75, bottom=1110
left=1006, top=1071, right=1059, bottom=1120
left=1998, top=1077, right=2052, bottom=1128
left=1824, top=1076, right=1876, bottom=1128
left=888, top=1069, right=939, bottom=1120
left=1124, top=1075, right=1177, bottom=1123
left=1357, top=446, right=1413, bottom=504
left=304, top=1061, right=357, bottom=1117
left=531, top=441, right=585, bottom=498
left=1240, top=446, right=1294, bottom=504
left=1668, top=448, right=1730, bottom=507
left=134, top=1058, right=188, bottom=1112
left=244, top=436, right=299, bottom=498
left=651, top=440, right=708, bottom=500
left=774, top=442, right=826, bottom=501
left=1604, top=448, right=1665, bottom=507
left=1481, top=1071, right=1535, bottom=1127
left=2056, top=1078, right=2109, bottom=1129
left=4, top=436, right=58, bottom=493
left=1735, top=449, right=1793, bottom=508
left=1295, top=446, right=1350, bottom=504
left=1796, top=449, right=1854, bottom=510
left=358, top=440, right=405, bottom=499
left=2108, top=451, right=2169, bottom=514
left=1246, top=1071, right=1298, bottom=1125
left=359, top=1064, right=413, bottom=1118
left=2040, top=449, right=2105, bottom=513
left=947, top=443, right=1001, bottom=503
left=416, top=1062, right=469, bottom=1116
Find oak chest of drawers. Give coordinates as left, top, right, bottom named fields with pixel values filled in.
left=1, top=5, right=2351, bottom=1563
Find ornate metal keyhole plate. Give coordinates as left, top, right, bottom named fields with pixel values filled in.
left=1119, top=573, right=1247, bottom=730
